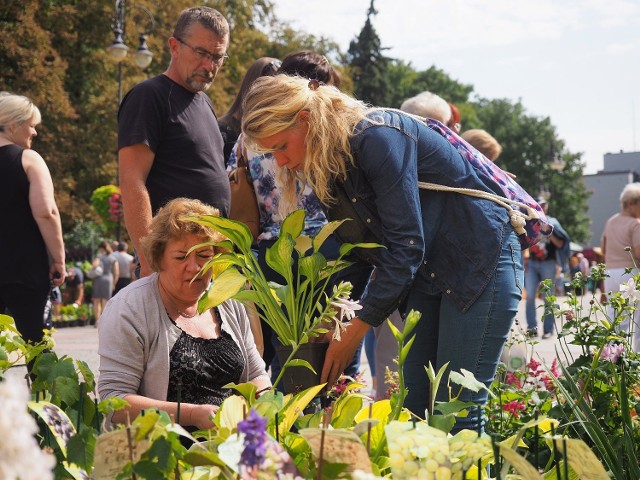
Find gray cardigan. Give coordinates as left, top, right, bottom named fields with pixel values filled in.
left=98, top=273, right=267, bottom=404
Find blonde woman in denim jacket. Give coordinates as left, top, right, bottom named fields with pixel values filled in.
left=241, top=75, right=524, bottom=432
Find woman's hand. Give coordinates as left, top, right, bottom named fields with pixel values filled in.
left=320, top=317, right=370, bottom=389
left=50, top=262, right=66, bottom=287
left=188, top=403, right=218, bottom=430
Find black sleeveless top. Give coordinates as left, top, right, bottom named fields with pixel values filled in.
left=0, top=144, right=49, bottom=287
left=166, top=309, right=245, bottom=407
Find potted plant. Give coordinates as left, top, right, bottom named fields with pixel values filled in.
left=190, top=210, right=380, bottom=392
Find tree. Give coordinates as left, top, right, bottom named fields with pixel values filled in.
left=347, top=0, right=392, bottom=106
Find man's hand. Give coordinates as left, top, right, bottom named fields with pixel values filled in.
left=320, top=317, right=370, bottom=389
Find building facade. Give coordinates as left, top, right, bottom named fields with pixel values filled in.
left=583, top=151, right=640, bottom=248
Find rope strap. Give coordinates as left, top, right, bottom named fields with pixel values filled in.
left=417, top=181, right=541, bottom=235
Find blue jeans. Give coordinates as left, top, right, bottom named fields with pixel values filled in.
left=524, top=259, right=557, bottom=334
left=402, top=228, right=523, bottom=432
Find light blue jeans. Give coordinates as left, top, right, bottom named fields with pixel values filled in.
left=524, top=259, right=557, bottom=334
left=402, top=228, right=523, bottom=432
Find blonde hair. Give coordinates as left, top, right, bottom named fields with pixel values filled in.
left=242, top=75, right=371, bottom=210
left=461, top=129, right=502, bottom=161
left=141, top=198, right=225, bottom=272
left=0, top=92, right=41, bottom=131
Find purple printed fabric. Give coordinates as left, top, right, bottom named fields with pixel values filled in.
left=426, top=118, right=553, bottom=250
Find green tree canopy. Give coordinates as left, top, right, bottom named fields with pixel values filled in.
left=347, top=0, right=392, bottom=106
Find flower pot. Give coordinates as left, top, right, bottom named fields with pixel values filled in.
left=275, top=342, right=329, bottom=394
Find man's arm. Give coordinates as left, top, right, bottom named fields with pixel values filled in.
left=75, top=284, right=84, bottom=305
left=119, top=144, right=154, bottom=277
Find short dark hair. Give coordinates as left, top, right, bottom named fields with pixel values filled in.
left=278, top=51, right=341, bottom=88
left=173, top=6, right=229, bottom=40
left=117, top=242, right=127, bottom=252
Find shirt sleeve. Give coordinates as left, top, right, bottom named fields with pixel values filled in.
left=117, top=81, right=166, bottom=152
left=352, top=124, right=425, bottom=327
left=97, top=296, right=147, bottom=400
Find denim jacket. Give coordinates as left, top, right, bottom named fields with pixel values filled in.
left=333, top=110, right=511, bottom=327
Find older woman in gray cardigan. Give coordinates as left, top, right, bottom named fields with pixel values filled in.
left=98, top=198, right=269, bottom=430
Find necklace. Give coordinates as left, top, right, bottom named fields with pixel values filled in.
left=159, top=279, right=199, bottom=319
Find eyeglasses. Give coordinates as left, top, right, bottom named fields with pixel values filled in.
left=175, top=36, right=229, bottom=66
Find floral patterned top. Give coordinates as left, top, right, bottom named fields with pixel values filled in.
left=227, top=137, right=327, bottom=241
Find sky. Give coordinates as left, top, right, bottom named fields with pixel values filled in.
left=271, top=0, right=640, bottom=174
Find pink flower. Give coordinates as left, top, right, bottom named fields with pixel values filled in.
left=505, top=371, right=522, bottom=388
left=502, top=400, right=526, bottom=419
left=600, top=342, right=624, bottom=363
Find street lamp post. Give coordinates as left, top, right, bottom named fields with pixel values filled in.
left=106, top=0, right=154, bottom=240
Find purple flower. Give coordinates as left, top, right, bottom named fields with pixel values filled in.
left=238, top=409, right=268, bottom=469
left=600, top=342, right=624, bottom=363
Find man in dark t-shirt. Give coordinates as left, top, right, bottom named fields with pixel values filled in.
left=118, top=7, right=231, bottom=277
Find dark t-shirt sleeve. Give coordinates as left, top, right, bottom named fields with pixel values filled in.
left=118, top=79, right=166, bottom=152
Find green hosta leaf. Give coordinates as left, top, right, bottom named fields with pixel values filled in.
left=331, top=395, right=364, bottom=429
left=182, top=450, right=226, bottom=468
left=186, top=215, right=253, bottom=252
left=231, top=288, right=260, bottom=304
left=215, top=394, right=247, bottom=430
left=265, top=233, right=295, bottom=280
left=294, top=235, right=313, bottom=256
left=199, top=268, right=247, bottom=312
left=339, top=242, right=384, bottom=257
left=225, top=382, right=258, bottom=404
left=298, top=252, right=326, bottom=281
left=284, top=358, right=316, bottom=374
left=279, top=384, right=326, bottom=435
left=281, top=209, right=305, bottom=238
left=312, top=218, right=348, bottom=252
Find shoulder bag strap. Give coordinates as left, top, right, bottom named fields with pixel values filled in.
left=417, top=181, right=539, bottom=235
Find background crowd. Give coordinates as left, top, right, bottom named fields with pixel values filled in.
left=2, top=5, right=639, bottom=438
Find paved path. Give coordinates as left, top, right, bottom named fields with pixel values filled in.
left=42, top=294, right=588, bottom=391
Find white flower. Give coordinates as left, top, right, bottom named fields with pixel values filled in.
left=559, top=301, right=573, bottom=313
left=329, top=295, right=362, bottom=341
left=620, top=278, right=640, bottom=303
left=0, top=376, right=55, bottom=480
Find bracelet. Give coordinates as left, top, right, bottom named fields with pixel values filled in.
left=256, top=387, right=272, bottom=396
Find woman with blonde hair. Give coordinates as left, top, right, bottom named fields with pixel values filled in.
left=241, top=75, right=523, bottom=431
left=98, top=198, right=270, bottom=430
left=0, top=92, right=65, bottom=348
